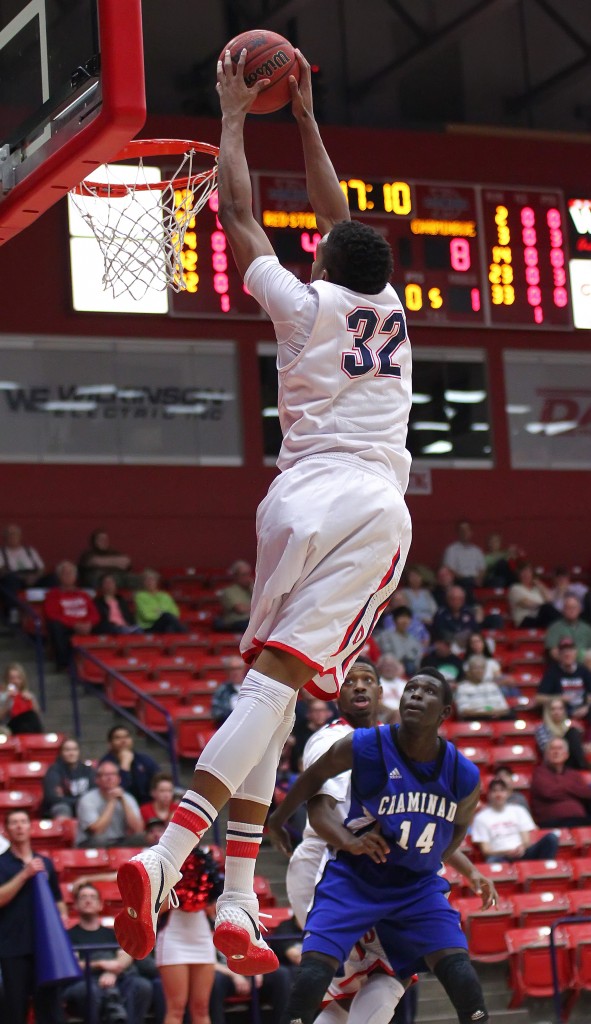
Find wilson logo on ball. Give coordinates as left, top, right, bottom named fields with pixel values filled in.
left=244, top=50, right=291, bottom=86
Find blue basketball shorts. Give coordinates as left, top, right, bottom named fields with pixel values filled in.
left=302, top=856, right=467, bottom=976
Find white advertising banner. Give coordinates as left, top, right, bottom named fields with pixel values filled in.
left=504, top=349, right=591, bottom=469
left=0, top=336, right=241, bottom=464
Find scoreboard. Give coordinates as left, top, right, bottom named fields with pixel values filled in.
left=168, top=171, right=573, bottom=329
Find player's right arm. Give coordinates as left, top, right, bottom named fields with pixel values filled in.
left=290, top=50, right=350, bottom=236
left=216, top=49, right=276, bottom=278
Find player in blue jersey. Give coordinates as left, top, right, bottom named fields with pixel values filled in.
left=276, top=669, right=489, bottom=1024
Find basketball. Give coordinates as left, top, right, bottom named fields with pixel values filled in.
left=220, top=29, right=300, bottom=114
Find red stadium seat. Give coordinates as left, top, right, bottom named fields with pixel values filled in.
left=505, top=926, right=572, bottom=1007
left=567, top=889, right=591, bottom=915
left=7, top=761, right=46, bottom=807
left=174, top=717, right=217, bottom=759
left=491, top=744, right=538, bottom=771
left=253, top=875, right=276, bottom=908
left=118, top=635, right=166, bottom=657
left=442, top=721, right=495, bottom=748
left=165, top=635, right=210, bottom=659
left=106, top=848, right=144, bottom=873
left=30, top=819, right=76, bottom=851
left=139, top=683, right=183, bottom=731
left=52, top=848, right=111, bottom=881
left=454, top=744, right=492, bottom=769
left=93, top=880, right=124, bottom=915
left=0, top=736, right=21, bottom=764
left=208, top=634, right=241, bottom=654
left=0, top=790, right=35, bottom=812
left=563, top=923, right=591, bottom=1018
left=514, top=858, right=573, bottom=893
left=439, top=864, right=469, bottom=899
left=17, top=732, right=66, bottom=762
left=511, top=891, right=571, bottom=928
left=473, top=861, right=520, bottom=897
left=571, top=829, right=591, bottom=857
left=263, top=907, right=294, bottom=933
left=492, top=719, right=538, bottom=743
left=571, top=858, right=591, bottom=888
left=454, top=896, right=515, bottom=961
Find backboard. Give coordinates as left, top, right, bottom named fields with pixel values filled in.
left=0, top=0, right=145, bottom=245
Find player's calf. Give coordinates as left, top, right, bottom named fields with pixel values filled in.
left=433, top=951, right=489, bottom=1024
left=279, top=952, right=339, bottom=1024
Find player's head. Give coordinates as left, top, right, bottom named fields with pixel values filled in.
left=399, top=668, right=453, bottom=729
left=338, top=656, right=382, bottom=728
left=311, top=220, right=394, bottom=293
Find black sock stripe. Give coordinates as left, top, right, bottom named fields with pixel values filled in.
left=180, top=797, right=214, bottom=825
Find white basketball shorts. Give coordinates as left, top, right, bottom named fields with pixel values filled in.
left=240, top=453, right=412, bottom=699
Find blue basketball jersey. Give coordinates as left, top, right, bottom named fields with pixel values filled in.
left=343, top=725, right=479, bottom=884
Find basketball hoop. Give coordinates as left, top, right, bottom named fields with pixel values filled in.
left=70, top=139, right=218, bottom=299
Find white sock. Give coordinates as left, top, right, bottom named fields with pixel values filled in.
left=348, top=973, right=405, bottom=1024
left=156, top=792, right=218, bottom=871
left=223, top=820, right=264, bottom=896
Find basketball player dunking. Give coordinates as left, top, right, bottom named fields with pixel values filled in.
left=115, top=47, right=413, bottom=976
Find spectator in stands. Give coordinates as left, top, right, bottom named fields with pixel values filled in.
left=463, top=632, right=504, bottom=681
left=530, top=737, right=591, bottom=827
left=140, top=771, right=179, bottom=826
left=99, top=725, right=160, bottom=805
left=215, top=559, right=254, bottom=633
left=400, top=566, right=437, bottom=628
left=375, top=605, right=423, bottom=675
left=134, top=569, right=187, bottom=635
left=536, top=636, right=591, bottom=721
left=432, top=585, right=477, bottom=651
left=211, top=656, right=246, bottom=726
left=508, top=562, right=553, bottom=628
left=76, top=763, right=145, bottom=848
left=470, top=778, right=559, bottom=862
left=0, top=662, right=43, bottom=734
left=43, top=560, right=100, bottom=669
left=381, top=590, right=430, bottom=649
left=78, top=528, right=133, bottom=589
left=549, top=566, right=588, bottom=616
left=376, top=653, right=407, bottom=717
left=65, top=883, right=152, bottom=1024
left=0, top=523, right=55, bottom=601
left=535, top=698, right=587, bottom=769
left=291, top=698, right=335, bottom=771
left=95, top=573, right=141, bottom=636
left=545, top=595, right=591, bottom=661
left=492, top=766, right=531, bottom=810
left=209, top=953, right=293, bottom=1024
left=271, top=737, right=306, bottom=847
left=441, top=519, right=486, bottom=598
left=42, top=736, right=95, bottom=818
left=432, top=565, right=455, bottom=609
left=0, top=808, right=67, bottom=1024
left=483, top=532, right=513, bottom=587
left=420, top=636, right=464, bottom=682
left=454, top=655, right=510, bottom=720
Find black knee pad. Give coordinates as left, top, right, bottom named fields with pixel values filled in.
left=279, top=956, right=336, bottom=1024
left=433, top=952, right=489, bottom=1024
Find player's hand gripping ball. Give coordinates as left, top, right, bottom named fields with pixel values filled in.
left=219, top=29, right=300, bottom=113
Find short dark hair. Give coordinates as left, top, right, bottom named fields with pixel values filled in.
left=151, top=770, right=173, bottom=788
left=488, top=778, right=508, bottom=792
left=393, top=606, right=412, bottom=620
left=4, top=808, right=31, bottom=828
left=76, top=883, right=101, bottom=900
left=346, top=654, right=378, bottom=679
left=108, top=725, right=131, bottom=741
left=408, top=668, right=453, bottom=708
left=323, top=220, right=394, bottom=294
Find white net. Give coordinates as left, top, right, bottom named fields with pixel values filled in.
left=70, top=147, right=218, bottom=300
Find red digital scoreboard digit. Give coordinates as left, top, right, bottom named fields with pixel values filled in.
left=480, top=188, right=571, bottom=327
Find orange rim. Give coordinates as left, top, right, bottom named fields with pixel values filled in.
left=72, top=138, right=218, bottom=197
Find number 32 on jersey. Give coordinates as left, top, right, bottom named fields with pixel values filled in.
left=342, top=307, right=407, bottom=380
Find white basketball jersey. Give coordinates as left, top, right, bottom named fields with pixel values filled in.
left=277, top=279, right=412, bottom=493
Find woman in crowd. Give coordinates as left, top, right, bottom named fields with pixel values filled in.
left=78, top=528, right=133, bottom=589
left=535, top=697, right=587, bottom=770
left=140, top=771, right=179, bottom=826
left=400, top=566, right=437, bottom=628
left=463, top=632, right=504, bottom=681
left=134, top=570, right=187, bottom=634
left=94, top=572, right=141, bottom=635
left=0, top=662, right=43, bottom=734
left=155, top=846, right=223, bottom=1024
left=42, top=736, right=96, bottom=817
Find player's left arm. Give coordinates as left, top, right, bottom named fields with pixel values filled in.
left=290, top=50, right=350, bottom=236
left=440, top=780, right=481, bottom=864
left=267, top=735, right=355, bottom=855
left=216, top=49, right=276, bottom=278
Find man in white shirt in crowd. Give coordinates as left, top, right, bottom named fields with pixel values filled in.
left=76, top=764, right=145, bottom=849
left=442, top=520, right=485, bottom=600
left=471, top=778, right=558, bottom=862
left=454, top=655, right=509, bottom=720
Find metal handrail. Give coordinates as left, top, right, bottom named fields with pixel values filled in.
left=70, top=646, right=180, bottom=787
left=0, top=586, right=47, bottom=710
left=549, top=913, right=591, bottom=1023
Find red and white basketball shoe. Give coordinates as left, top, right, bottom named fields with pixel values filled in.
left=214, top=892, right=279, bottom=975
left=114, top=849, right=181, bottom=959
